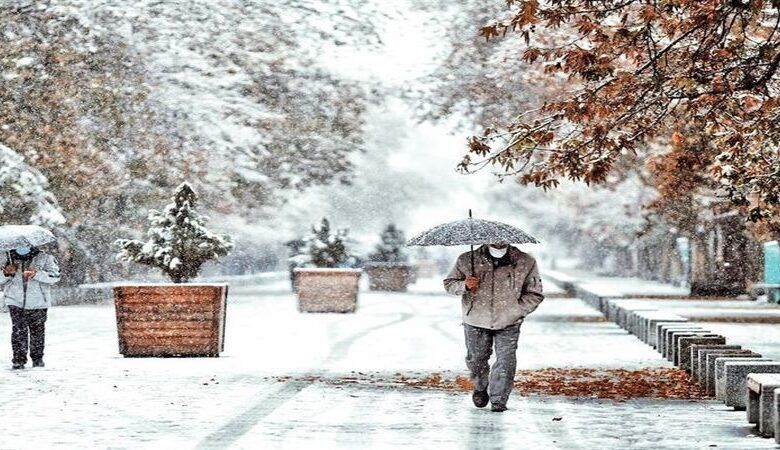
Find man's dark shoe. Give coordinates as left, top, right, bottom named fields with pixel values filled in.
left=11, top=363, right=24, bottom=370
left=491, top=403, right=507, bottom=412
left=472, top=390, right=489, bottom=408
left=32, top=360, right=44, bottom=368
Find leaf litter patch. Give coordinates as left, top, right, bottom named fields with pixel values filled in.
left=265, top=368, right=707, bottom=400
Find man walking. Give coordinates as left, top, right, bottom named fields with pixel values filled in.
left=444, top=243, right=544, bottom=412
left=2, top=245, right=60, bottom=369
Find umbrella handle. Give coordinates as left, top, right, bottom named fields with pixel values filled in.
left=466, top=245, right=475, bottom=316
left=468, top=209, right=475, bottom=275
left=470, top=244, right=475, bottom=276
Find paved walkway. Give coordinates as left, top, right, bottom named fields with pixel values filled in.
left=0, top=279, right=775, bottom=449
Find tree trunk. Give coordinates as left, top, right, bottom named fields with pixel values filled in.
left=690, top=217, right=761, bottom=296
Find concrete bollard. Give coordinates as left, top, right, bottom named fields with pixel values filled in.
left=628, top=308, right=662, bottom=336
left=667, top=331, right=715, bottom=363
left=774, top=389, right=780, bottom=444
left=606, top=300, right=638, bottom=324
left=659, top=326, right=705, bottom=356
left=617, top=304, right=655, bottom=330
left=656, top=324, right=702, bottom=353
left=635, top=312, right=686, bottom=344
left=709, top=355, right=767, bottom=397
left=746, top=374, right=780, bottom=437
left=677, top=336, right=726, bottom=370
left=721, top=361, right=780, bottom=409
left=643, top=316, right=687, bottom=346
left=692, top=346, right=743, bottom=382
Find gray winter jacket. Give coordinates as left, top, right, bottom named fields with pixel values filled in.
left=444, top=245, right=544, bottom=330
left=1, top=252, right=60, bottom=309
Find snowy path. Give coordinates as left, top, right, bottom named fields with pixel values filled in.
left=0, top=280, right=774, bottom=449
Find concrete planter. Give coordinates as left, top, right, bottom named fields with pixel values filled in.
left=294, top=268, right=361, bottom=313
left=113, top=283, right=228, bottom=357
left=364, top=263, right=414, bottom=292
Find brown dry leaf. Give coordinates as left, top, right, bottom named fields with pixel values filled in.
left=273, top=368, right=708, bottom=400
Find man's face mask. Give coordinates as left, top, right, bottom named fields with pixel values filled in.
left=15, top=246, right=31, bottom=256
left=488, top=245, right=508, bottom=258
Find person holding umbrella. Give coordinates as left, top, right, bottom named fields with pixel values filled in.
left=0, top=225, right=60, bottom=369
left=408, top=212, right=544, bottom=412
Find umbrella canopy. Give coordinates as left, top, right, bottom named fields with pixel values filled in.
left=0, top=225, right=56, bottom=252
left=406, top=213, right=539, bottom=247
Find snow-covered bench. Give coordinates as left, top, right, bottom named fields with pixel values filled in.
left=746, top=373, right=780, bottom=437
left=718, top=361, right=780, bottom=409
left=749, top=283, right=780, bottom=302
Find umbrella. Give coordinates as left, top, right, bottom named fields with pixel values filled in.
left=0, top=225, right=56, bottom=253
left=406, top=210, right=539, bottom=275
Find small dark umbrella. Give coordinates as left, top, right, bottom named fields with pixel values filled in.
left=406, top=210, right=540, bottom=275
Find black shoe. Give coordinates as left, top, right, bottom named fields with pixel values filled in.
left=32, top=360, right=44, bottom=368
left=491, top=403, right=507, bottom=412
left=11, top=363, right=24, bottom=370
left=472, top=390, right=489, bottom=408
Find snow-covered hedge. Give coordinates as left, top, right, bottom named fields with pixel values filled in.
left=116, top=183, right=233, bottom=283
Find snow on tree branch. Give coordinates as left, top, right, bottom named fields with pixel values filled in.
left=116, top=183, right=233, bottom=283
left=0, top=143, right=65, bottom=227
left=289, top=218, right=357, bottom=269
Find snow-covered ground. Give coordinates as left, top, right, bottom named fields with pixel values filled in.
left=0, top=278, right=774, bottom=449
left=547, top=269, right=691, bottom=297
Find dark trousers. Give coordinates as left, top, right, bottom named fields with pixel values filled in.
left=464, top=322, right=522, bottom=406
left=8, top=306, right=47, bottom=365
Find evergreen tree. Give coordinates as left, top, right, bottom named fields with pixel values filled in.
left=368, top=224, right=408, bottom=263
left=116, top=183, right=233, bottom=283
left=290, top=218, right=355, bottom=269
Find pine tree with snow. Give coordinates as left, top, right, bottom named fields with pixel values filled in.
left=116, top=183, right=233, bottom=283
left=290, top=218, right=355, bottom=269
left=368, top=224, right=408, bottom=263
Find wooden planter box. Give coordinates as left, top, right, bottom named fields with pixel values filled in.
left=294, top=268, right=361, bottom=313
left=113, top=283, right=228, bottom=357
left=364, top=263, right=414, bottom=292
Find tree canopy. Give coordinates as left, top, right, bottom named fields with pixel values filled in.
left=459, top=0, right=780, bottom=238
